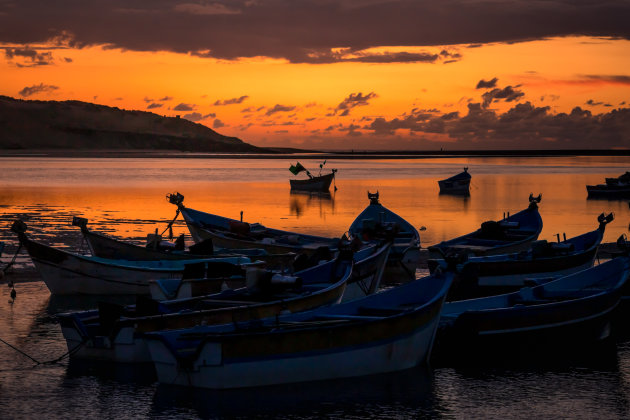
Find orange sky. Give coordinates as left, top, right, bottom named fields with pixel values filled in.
left=2, top=36, right=630, bottom=150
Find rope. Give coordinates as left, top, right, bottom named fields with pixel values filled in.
left=0, top=335, right=87, bottom=366
left=2, top=242, right=22, bottom=275
left=159, top=208, right=181, bottom=239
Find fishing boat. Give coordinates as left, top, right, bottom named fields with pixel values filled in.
left=168, top=193, right=339, bottom=256
left=436, top=256, right=630, bottom=359
left=72, top=216, right=296, bottom=270
left=348, top=191, right=421, bottom=282
left=587, top=171, right=630, bottom=198
left=143, top=268, right=453, bottom=389
left=429, top=213, right=613, bottom=300
left=11, top=220, right=253, bottom=295
left=149, top=241, right=391, bottom=301
left=289, top=161, right=337, bottom=192
left=57, top=252, right=358, bottom=364
left=438, top=167, right=471, bottom=195
left=428, top=194, right=543, bottom=259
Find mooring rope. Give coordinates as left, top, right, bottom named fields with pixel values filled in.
left=0, top=335, right=87, bottom=367
left=159, top=208, right=181, bottom=240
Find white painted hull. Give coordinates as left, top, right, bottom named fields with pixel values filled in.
left=147, top=318, right=439, bottom=389
left=61, top=324, right=151, bottom=363
left=31, top=259, right=177, bottom=295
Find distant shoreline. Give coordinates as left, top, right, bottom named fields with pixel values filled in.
left=0, top=149, right=629, bottom=159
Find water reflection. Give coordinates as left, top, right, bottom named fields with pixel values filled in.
left=150, top=365, right=442, bottom=419
left=289, top=190, right=335, bottom=219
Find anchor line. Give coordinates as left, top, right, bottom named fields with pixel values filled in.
left=0, top=335, right=87, bottom=366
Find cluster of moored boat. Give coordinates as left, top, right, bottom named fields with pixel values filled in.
left=4, top=191, right=630, bottom=389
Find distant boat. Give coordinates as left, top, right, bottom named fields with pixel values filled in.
left=436, top=256, right=630, bottom=358
left=587, top=171, right=630, bottom=198
left=143, top=268, right=453, bottom=389
left=289, top=161, right=337, bottom=192
left=438, top=167, right=471, bottom=195
left=429, top=213, right=613, bottom=301
left=428, top=194, right=543, bottom=259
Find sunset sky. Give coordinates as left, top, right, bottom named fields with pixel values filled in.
left=2, top=1, right=630, bottom=150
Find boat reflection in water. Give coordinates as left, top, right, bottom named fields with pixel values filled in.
left=289, top=189, right=335, bottom=218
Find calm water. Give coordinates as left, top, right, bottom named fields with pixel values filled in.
left=1, top=155, right=630, bottom=419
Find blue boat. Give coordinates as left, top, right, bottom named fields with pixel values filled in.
left=436, top=256, right=630, bottom=359
left=429, top=213, right=613, bottom=300
left=428, top=194, right=543, bottom=259
left=143, top=269, right=453, bottom=389
left=348, top=191, right=421, bottom=282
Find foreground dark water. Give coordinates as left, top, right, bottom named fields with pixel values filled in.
left=1, top=156, right=630, bottom=418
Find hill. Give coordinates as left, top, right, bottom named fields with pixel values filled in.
left=0, top=96, right=265, bottom=152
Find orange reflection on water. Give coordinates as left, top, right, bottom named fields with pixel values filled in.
left=1, top=157, right=629, bottom=254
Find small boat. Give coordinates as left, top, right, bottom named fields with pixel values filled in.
left=143, top=269, right=453, bottom=389
left=349, top=191, right=421, bottom=282
left=289, top=161, right=337, bottom=192
left=587, top=171, right=630, bottom=198
left=438, top=167, right=471, bottom=195
left=11, top=220, right=253, bottom=295
left=428, top=194, right=543, bottom=259
left=429, top=213, right=613, bottom=300
left=72, top=216, right=296, bottom=270
left=149, top=241, right=391, bottom=301
left=57, top=251, right=358, bottom=364
left=168, top=193, right=339, bottom=256
left=436, top=256, right=630, bottom=359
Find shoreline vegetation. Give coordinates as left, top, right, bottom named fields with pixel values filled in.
left=0, top=149, right=629, bottom=159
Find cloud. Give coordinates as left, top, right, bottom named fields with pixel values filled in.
left=143, top=96, right=154, bottom=103
left=265, top=104, right=296, bottom=116
left=582, top=75, right=630, bottom=85
left=213, top=118, right=225, bottom=128
left=3, top=2, right=629, bottom=63
left=334, top=92, right=378, bottom=116
left=481, top=86, right=524, bottom=108
left=204, top=112, right=216, bottom=118
left=147, top=103, right=163, bottom=109
left=214, top=95, right=249, bottom=106
left=18, top=83, right=59, bottom=97
left=362, top=100, right=630, bottom=149
left=5, top=47, right=54, bottom=66
left=159, top=96, right=173, bottom=101
left=183, top=112, right=203, bottom=122
left=173, top=103, right=195, bottom=111
left=476, top=77, right=498, bottom=89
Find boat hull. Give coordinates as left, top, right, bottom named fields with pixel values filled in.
left=290, top=173, right=335, bottom=192
left=144, top=270, right=452, bottom=388
left=20, top=234, right=248, bottom=295
left=147, top=319, right=438, bottom=389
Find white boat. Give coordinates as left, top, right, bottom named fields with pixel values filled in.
left=143, top=268, right=453, bottom=389
left=12, top=220, right=252, bottom=295
left=348, top=191, right=421, bottom=282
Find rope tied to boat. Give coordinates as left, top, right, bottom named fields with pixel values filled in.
left=159, top=208, right=181, bottom=240
left=0, top=334, right=87, bottom=367
left=1, top=241, right=22, bottom=302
